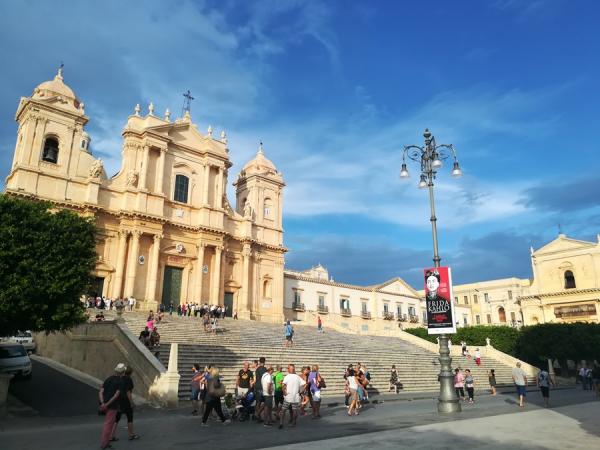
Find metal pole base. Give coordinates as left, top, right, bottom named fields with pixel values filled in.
left=437, top=334, right=461, bottom=414
left=438, top=397, right=461, bottom=414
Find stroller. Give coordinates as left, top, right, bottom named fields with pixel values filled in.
left=233, top=390, right=256, bottom=421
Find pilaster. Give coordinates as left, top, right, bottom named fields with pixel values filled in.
left=111, top=230, right=129, bottom=298
left=124, top=230, right=142, bottom=297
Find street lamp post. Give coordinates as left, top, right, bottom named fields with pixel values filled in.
left=400, top=128, right=463, bottom=414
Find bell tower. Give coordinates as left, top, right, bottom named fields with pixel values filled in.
left=234, top=143, right=284, bottom=246
left=6, top=66, right=90, bottom=200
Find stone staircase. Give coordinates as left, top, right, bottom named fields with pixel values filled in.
left=117, top=312, right=519, bottom=399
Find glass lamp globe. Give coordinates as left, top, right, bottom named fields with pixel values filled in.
left=451, top=161, right=463, bottom=177
left=418, top=175, right=428, bottom=189
left=432, top=158, right=443, bottom=170
left=399, top=163, right=410, bottom=178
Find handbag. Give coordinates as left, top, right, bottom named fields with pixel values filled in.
left=208, top=378, right=226, bottom=398
left=318, top=375, right=327, bottom=389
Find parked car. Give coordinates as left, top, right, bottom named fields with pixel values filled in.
left=0, top=343, right=32, bottom=379
left=3, top=331, right=36, bottom=352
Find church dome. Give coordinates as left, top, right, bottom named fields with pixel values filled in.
left=242, top=143, right=279, bottom=176
left=32, top=67, right=79, bottom=104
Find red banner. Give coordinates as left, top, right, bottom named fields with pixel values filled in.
left=424, top=266, right=457, bottom=335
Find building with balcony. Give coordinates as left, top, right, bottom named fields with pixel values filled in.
left=284, top=264, right=424, bottom=333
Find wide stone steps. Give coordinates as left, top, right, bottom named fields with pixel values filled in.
left=115, top=312, right=519, bottom=399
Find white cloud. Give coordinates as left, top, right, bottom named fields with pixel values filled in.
left=227, top=84, right=564, bottom=230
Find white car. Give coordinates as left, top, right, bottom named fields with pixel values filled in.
left=0, top=343, right=32, bottom=379
left=3, top=331, right=36, bottom=352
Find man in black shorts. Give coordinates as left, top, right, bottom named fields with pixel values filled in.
left=254, top=357, right=267, bottom=422
left=112, top=366, right=140, bottom=441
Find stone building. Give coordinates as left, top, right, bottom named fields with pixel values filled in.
left=520, top=234, right=600, bottom=324
left=4, top=68, right=286, bottom=322
left=449, top=234, right=600, bottom=326
left=284, top=264, right=425, bottom=333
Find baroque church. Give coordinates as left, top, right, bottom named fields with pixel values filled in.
left=5, top=68, right=286, bottom=323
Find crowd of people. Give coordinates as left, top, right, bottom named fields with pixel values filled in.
left=84, top=295, right=136, bottom=312
left=166, top=302, right=231, bottom=319
left=187, top=357, right=328, bottom=429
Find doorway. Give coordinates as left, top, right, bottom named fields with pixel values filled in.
left=224, top=292, right=233, bottom=317
left=161, top=266, right=183, bottom=307
left=90, top=277, right=104, bottom=298
left=498, top=307, right=507, bottom=323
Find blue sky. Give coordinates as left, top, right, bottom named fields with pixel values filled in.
left=1, top=0, right=599, bottom=288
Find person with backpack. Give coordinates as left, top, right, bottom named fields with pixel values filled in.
left=537, top=367, right=554, bottom=407
left=284, top=320, right=294, bottom=348
left=201, top=367, right=231, bottom=426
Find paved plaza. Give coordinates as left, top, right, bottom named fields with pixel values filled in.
left=2, top=359, right=598, bottom=450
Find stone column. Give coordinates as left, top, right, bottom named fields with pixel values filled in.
left=240, top=243, right=252, bottom=318
left=157, top=148, right=166, bottom=195
left=214, top=167, right=223, bottom=208
left=202, top=164, right=210, bottom=205
left=145, top=234, right=162, bottom=302
left=194, top=243, right=206, bottom=302
left=111, top=230, right=129, bottom=298
left=124, top=230, right=142, bottom=297
left=139, top=145, right=150, bottom=190
left=211, top=246, right=223, bottom=304
left=181, top=264, right=191, bottom=304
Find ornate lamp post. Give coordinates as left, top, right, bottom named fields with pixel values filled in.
left=400, top=128, right=462, bottom=414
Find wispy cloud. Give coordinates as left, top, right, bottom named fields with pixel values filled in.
left=243, top=84, right=566, bottom=230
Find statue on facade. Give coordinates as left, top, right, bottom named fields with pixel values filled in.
left=243, top=201, right=253, bottom=219
left=223, top=194, right=234, bottom=215
left=126, top=169, right=139, bottom=187
left=89, top=158, right=103, bottom=179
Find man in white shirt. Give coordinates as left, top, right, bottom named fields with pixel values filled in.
left=279, top=364, right=305, bottom=429
left=579, top=366, right=588, bottom=390
left=512, top=362, right=528, bottom=407
left=261, top=366, right=274, bottom=427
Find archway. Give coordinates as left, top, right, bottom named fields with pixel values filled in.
left=498, top=307, right=506, bottom=323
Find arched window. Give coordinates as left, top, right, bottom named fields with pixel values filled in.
left=564, top=270, right=576, bottom=289
left=498, top=307, right=506, bottom=323
left=263, top=197, right=273, bottom=219
left=263, top=279, right=272, bottom=299
left=174, top=174, right=189, bottom=203
left=42, top=137, right=59, bottom=163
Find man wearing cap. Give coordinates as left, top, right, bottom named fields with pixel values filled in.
left=99, top=363, right=125, bottom=449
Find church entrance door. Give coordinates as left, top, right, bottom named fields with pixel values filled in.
left=90, top=277, right=104, bottom=298
left=224, top=292, right=233, bottom=317
left=162, top=266, right=183, bottom=307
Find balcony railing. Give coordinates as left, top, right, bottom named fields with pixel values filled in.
left=317, top=304, right=329, bottom=314
left=383, top=312, right=395, bottom=320
left=340, top=308, right=352, bottom=317
left=361, top=311, right=371, bottom=319
left=554, top=305, right=596, bottom=318
left=397, top=314, right=408, bottom=322
left=292, top=302, right=305, bottom=312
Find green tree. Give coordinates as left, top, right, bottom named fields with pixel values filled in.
left=515, top=323, right=600, bottom=367
left=0, top=194, right=97, bottom=335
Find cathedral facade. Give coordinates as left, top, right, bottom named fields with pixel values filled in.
left=5, top=69, right=286, bottom=323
